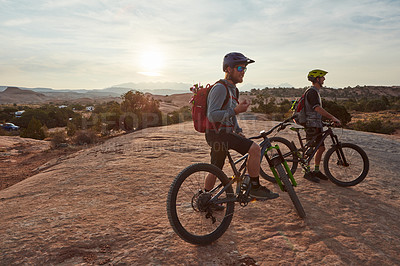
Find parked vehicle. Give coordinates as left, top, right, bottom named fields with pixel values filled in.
left=0, top=123, right=20, bottom=131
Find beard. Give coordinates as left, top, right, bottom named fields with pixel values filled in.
left=227, top=73, right=243, bottom=84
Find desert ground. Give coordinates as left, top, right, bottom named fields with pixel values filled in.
left=1, top=119, right=400, bottom=265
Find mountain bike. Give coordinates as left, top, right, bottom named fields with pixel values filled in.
left=260, top=119, right=369, bottom=187
left=166, top=117, right=305, bottom=245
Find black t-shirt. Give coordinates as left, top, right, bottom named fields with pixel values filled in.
left=306, top=88, right=321, bottom=111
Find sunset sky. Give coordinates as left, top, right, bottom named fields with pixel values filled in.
left=1, top=0, right=399, bottom=90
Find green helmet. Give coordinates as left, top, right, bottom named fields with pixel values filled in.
left=308, top=69, right=328, bottom=82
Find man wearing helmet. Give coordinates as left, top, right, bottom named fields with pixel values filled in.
left=304, top=69, right=341, bottom=183
left=203, top=52, right=279, bottom=200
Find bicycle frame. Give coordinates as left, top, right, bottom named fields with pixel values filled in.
left=209, top=135, right=297, bottom=206
left=291, top=125, right=349, bottom=168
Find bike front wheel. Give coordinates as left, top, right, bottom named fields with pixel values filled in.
left=276, top=164, right=306, bottom=218
left=260, top=137, right=298, bottom=183
left=323, top=143, right=369, bottom=187
left=166, top=163, right=235, bottom=245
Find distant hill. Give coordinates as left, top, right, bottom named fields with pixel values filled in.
left=0, top=86, right=120, bottom=105
left=0, top=87, right=49, bottom=104
left=239, top=83, right=294, bottom=91
left=1, top=83, right=399, bottom=105
left=248, top=86, right=400, bottom=100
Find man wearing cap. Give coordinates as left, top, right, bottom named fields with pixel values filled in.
left=203, top=52, right=279, bottom=200
left=303, top=69, right=341, bottom=183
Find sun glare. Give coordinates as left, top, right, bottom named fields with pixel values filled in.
left=139, top=49, right=164, bottom=77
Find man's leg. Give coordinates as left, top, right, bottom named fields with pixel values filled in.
left=204, top=140, right=227, bottom=191
left=247, top=142, right=261, bottom=177
left=303, top=127, right=321, bottom=183
left=313, top=145, right=328, bottom=180
left=204, top=174, right=217, bottom=191
left=314, top=146, right=325, bottom=166
left=247, top=142, right=279, bottom=199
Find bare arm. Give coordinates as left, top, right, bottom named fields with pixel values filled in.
left=315, top=106, right=341, bottom=126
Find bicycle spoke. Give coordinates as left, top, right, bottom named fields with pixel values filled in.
left=168, top=164, right=235, bottom=243
left=325, top=144, right=368, bottom=186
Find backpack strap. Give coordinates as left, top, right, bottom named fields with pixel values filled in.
left=304, top=86, right=321, bottom=113
left=303, top=88, right=312, bottom=113
left=207, top=81, right=238, bottom=132
left=214, top=80, right=239, bottom=108
left=213, top=81, right=230, bottom=109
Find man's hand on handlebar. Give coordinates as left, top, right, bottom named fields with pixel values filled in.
left=323, top=119, right=341, bottom=127
left=331, top=117, right=341, bottom=127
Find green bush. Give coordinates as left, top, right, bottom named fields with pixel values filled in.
left=20, top=117, right=47, bottom=140
left=67, top=121, right=77, bottom=137
left=13, top=105, right=81, bottom=129
left=73, top=130, right=98, bottom=145
left=120, top=90, right=162, bottom=130
left=351, top=119, right=396, bottom=134
left=167, top=106, right=191, bottom=125
left=322, top=100, right=352, bottom=126
left=49, top=130, right=68, bottom=148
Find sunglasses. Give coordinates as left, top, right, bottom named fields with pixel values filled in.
left=236, top=66, right=247, bottom=72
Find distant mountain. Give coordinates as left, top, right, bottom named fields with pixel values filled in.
left=0, top=86, right=120, bottom=104
left=0, top=87, right=49, bottom=104
left=0, top=86, right=53, bottom=92
left=104, top=82, right=192, bottom=95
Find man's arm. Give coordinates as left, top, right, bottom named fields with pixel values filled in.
left=314, top=106, right=341, bottom=125
left=307, top=89, right=341, bottom=126
left=207, top=84, right=236, bottom=123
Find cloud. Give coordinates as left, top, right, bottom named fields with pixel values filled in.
left=0, top=0, right=399, bottom=88
left=2, top=18, right=32, bottom=26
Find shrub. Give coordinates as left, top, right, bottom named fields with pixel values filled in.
left=351, top=119, right=396, bottom=134
left=167, top=106, right=191, bottom=125
left=20, top=117, right=47, bottom=140
left=73, top=130, right=98, bottom=145
left=322, top=100, right=352, bottom=126
left=49, top=130, right=68, bottom=148
left=67, top=121, right=77, bottom=137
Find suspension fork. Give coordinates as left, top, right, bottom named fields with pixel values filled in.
left=330, top=132, right=349, bottom=166
left=265, top=144, right=297, bottom=191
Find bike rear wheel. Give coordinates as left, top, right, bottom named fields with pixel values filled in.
left=260, top=137, right=298, bottom=183
left=323, top=143, right=369, bottom=187
left=276, top=164, right=306, bottom=218
left=166, top=163, right=235, bottom=245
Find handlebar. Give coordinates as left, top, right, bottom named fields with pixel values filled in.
left=249, top=115, right=296, bottom=140
left=322, top=120, right=341, bottom=127
left=249, top=115, right=339, bottom=140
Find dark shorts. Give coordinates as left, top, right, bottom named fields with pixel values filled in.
left=205, top=131, right=253, bottom=169
left=305, top=127, right=324, bottom=147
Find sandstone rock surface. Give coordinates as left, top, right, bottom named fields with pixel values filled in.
left=1, top=121, right=400, bottom=265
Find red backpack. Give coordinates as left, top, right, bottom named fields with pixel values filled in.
left=190, top=81, right=237, bottom=133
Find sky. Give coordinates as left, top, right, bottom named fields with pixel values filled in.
left=1, top=0, right=400, bottom=90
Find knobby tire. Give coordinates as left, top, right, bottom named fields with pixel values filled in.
left=166, top=163, right=235, bottom=245
left=276, top=164, right=306, bottom=218
left=323, top=143, right=369, bottom=187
